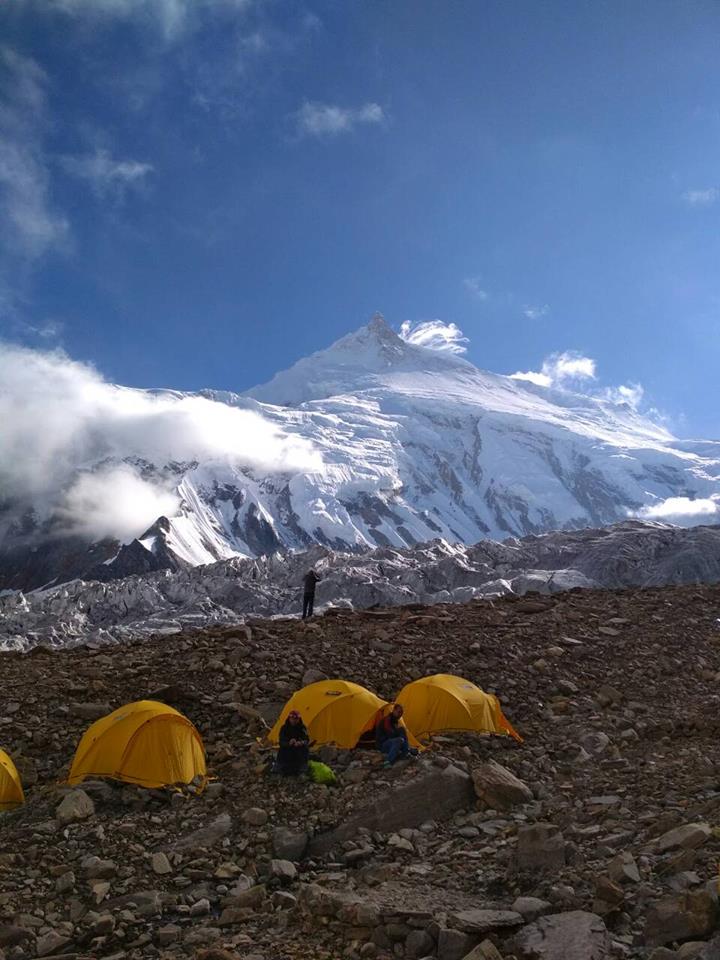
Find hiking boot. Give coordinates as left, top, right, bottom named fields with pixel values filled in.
left=383, top=759, right=393, bottom=768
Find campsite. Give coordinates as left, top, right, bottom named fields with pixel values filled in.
left=2, top=2, right=719, bottom=958
left=2, top=583, right=720, bottom=959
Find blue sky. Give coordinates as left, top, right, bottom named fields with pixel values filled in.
left=1, top=0, right=719, bottom=436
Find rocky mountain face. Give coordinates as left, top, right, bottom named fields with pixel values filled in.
left=2, top=520, right=720, bottom=650
left=3, top=581, right=720, bottom=959
left=2, top=315, right=719, bottom=592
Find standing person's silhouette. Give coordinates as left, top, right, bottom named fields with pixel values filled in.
left=302, top=569, right=320, bottom=619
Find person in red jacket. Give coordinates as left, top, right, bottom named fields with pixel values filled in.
left=375, top=704, right=417, bottom=768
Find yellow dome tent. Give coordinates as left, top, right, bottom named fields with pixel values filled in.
left=68, top=700, right=206, bottom=789
left=396, top=674, right=522, bottom=742
left=268, top=679, right=421, bottom=750
left=0, top=750, right=24, bottom=811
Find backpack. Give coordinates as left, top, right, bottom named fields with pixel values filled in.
left=307, top=760, right=337, bottom=785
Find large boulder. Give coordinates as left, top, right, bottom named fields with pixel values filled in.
left=437, top=928, right=478, bottom=960
left=608, top=851, right=640, bottom=884
left=308, top=762, right=473, bottom=854
left=698, top=935, right=720, bottom=959
left=56, top=789, right=94, bottom=825
left=644, top=891, right=718, bottom=946
left=650, top=823, right=711, bottom=854
left=0, top=927, right=33, bottom=949
left=516, top=823, right=566, bottom=872
left=272, top=826, right=308, bottom=861
left=36, top=931, right=71, bottom=957
left=513, top=911, right=611, bottom=960
left=471, top=761, right=533, bottom=811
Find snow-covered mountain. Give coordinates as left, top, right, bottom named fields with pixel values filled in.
left=1, top=315, right=719, bottom=590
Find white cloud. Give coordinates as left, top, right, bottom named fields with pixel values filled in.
left=59, top=465, right=180, bottom=540
left=523, top=304, right=550, bottom=320
left=24, top=0, right=253, bottom=40
left=399, top=320, right=469, bottom=355
left=0, top=343, right=322, bottom=542
left=682, top=188, right=719, bottom=207
left=463, top=277, right=488, bottom=301
left=550, top=352, right=596, bottom=380
left=511, top=350, right=596, bottom=388
left=635, top=495, right=720, bottom=526
left=60, top=148, right=153, bottom=198
left=0, top=46, right=69, bottom=261
left=294, top=101, right=385, bottom=137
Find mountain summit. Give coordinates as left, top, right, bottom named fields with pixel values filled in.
left=247, top=313, right=469, bottom=405
left=1, top=316, right=718, bottom=590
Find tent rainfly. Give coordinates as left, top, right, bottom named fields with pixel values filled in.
left=395, top=674, right=522, bottom=742
left=0, top=750, right=24, bottom=811
left=68, top=700, right=207, bottom=789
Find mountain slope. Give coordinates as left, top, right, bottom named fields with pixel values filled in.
left=1, top=316, right=718, bottom=590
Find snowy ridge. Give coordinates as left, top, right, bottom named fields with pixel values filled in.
left=0, top=315, right=718, bottom=590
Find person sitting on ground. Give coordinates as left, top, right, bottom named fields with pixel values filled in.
left=302, top=569, right=321, bottom=620
left=375, top=703, right=417, bottom=768
left=277, top=710, right=310, bottom=776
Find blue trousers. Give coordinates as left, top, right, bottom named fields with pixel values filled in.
left=381, top=736, right=409, bottom=765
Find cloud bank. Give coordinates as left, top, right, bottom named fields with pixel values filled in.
left=399, top=320, right=469, bottom=355
left=635, top=495, right=720, bottom=527
left=0, top=343, right=322, bottom=542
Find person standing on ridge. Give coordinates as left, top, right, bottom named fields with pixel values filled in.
left=302, top=569, right=320, bottom=620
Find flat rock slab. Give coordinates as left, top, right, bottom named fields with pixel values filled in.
left=513, top=910, right=611, bottom=960
left=472, top=760, right=533, bottom=811
left=651, top=823, right=711, bottom=854
left=448, top=908, right=523, bottom=933
left=170, top=813, right=232, bottom=852
left=104, top=889, right=164, bottom=917
left=308, top=762, right=473, bottom=854
left=645, top=890, right=718, bottom=946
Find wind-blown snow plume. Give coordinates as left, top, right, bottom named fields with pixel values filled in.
left=602, top=382, right=644, bottom=409
left=511, top=350, right=596, bottom=387
left=0, top=343, right=322, bottom=541
left=399, top=320, right=469, bottom=354
left=511, top=350, right=652, bottom=414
